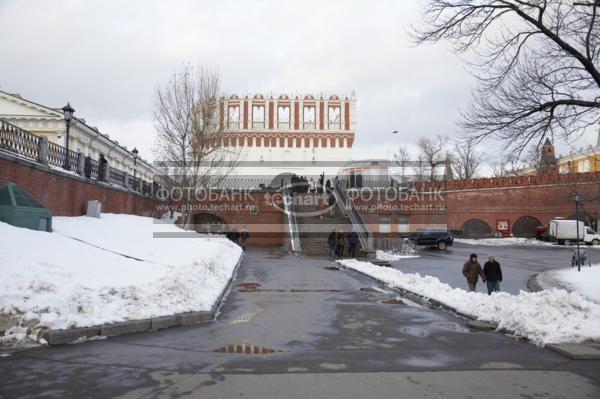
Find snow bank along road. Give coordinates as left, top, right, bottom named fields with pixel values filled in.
left=0, top=214, right=242, bottom=347
left=339, top=258, right=600, bottom=346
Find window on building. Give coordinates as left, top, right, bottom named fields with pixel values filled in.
left=228, top=106, right=240, bottom=129
left=397, top=215, right=410, bottom=233
left=379, top=215, right=391, bottom=233
left=252, top=105, right=264, bottom=129
left=559, top=164, right=569, bottom=174
left=277, top=106, right=289, bottom=129
left=328, top=106, right=340, bottom=129
left=577, top=160, right=591, bottom=173
left=303, top=106, right=315, bottom=129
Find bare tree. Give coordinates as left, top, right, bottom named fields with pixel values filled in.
left=392, top=145, right=411, bottom=184
left=413, top=153, right=427, bottom=182
left=491, top=157, right=524, bottom=177
left=412, top=1, right=600, bottom=159
left=451, top=140, right=484, bottom=179
left=153, top=65, right=240, bottom=228
left=417, top=135, right=447, bottom=181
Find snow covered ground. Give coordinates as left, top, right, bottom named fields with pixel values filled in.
left=338, top=259, right=600, bottom=346
left=375, top=250, right=419, bottom=262
left=0, top=214, right=242, bottom=347
left=455, top=237, right=557, bottom=247
left=545, top=264, right=600, bottom=304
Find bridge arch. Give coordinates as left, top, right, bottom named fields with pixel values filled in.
left=192, top=212, right=229, bottom=234
left=461, top=218, right=492, bottom=238
left=512, top=216, right=543, bottom=237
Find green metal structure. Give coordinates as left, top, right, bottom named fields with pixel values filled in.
left=0, top=182, right=52, bottom=232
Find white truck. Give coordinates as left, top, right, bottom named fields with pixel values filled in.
left=548, top=219, right=600, bottom=245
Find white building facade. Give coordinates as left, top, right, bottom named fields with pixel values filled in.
left=216, top=93, right=356, bottom=187
left=0, top=90, right=157, bottom=183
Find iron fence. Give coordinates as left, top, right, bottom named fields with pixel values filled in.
left=0, top=118, right=160, bottom=197
left=372, top=237, right=415, bottom=255
left=47, top=141, right=80, bottom=172
left=0, top=120, right=41, bottom=160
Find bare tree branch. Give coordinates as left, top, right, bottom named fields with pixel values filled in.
left=412, top=0, right=600, bottom=159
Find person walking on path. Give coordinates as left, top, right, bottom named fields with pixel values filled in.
left=327, top=230, right=337, bottom=259
left=483, top=256, right=503, bottom=295
left=462, top=253, right=485, bottom=292
left=347, top=229, right=359, bottom=258
left=240, top=225, right=249, bottom=251
left=317, top=195, right=325, bottom=220
left=336, top=229, right=345, bottom=259
left=327, top=193, right=336, bottom=217
left=98, top=154, right=108, bottom=181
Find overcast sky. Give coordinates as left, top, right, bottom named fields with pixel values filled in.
left=0, top=0, right=597, bottom=167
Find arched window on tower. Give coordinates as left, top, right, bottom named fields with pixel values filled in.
left=277, top=106, right=290, bottom=129
left=228, top=106, right=240, bottom=129
left=252, top=105, right=265, bottom=129
left=328, top=106, right=340, bottom=129
left=303, top=107, right=315, bottom=130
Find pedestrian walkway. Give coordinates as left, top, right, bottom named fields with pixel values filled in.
left=1, top=248, right=598, bottom=398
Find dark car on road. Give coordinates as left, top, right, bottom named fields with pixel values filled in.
left=408, top=228, right=454, bottom=250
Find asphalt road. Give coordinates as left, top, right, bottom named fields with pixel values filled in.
left=395, top=242, right=600, bottom=294
left=1, top=247, right=599, bottom=398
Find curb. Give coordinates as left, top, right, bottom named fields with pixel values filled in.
left=43, top=254, right=244, bottom=346
left=341, top=264, right=502, bottom=328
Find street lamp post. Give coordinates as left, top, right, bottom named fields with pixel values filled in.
left=573, top=191, right=582, bottom=272
left=62, top=103, right=75, bottom=170
left=132, top=147, right=139, bottom=191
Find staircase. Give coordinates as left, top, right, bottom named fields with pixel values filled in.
left=292, top=194, right=353, bottom=256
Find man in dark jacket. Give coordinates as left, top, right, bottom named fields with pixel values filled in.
left=462, top=253, right=485, bottom=292
left=483, top=256, right=503, bottom=295
left=327, top=193, right=336, bottom=217
left=98, top=154, right=108, bottom=181
left=83, top=155, right=92, bottom=178
left=240, top=226, right=249, bottom=250
left=347, top=229, right=359, bottom=257
left=327, top=230, right=337, bottom=259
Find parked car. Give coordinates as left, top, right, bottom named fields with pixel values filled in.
left=408, top=228, right=454, bottom=250
left=548, top=219, right=600, bottom=246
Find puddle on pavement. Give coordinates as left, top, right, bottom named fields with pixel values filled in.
left=431, top=321, right=469, bottom=333
left=324, top=266, right=340, bottom=271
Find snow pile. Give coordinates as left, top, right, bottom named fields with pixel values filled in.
left=455, top=237, right=556, bottom=247
left=551, top=264, right=600, bottom=303
left=0, top=214, right=242, bottom=347
left=375, top=250, right=419, bottom=262
left=338, top=258, right=600, bottom=346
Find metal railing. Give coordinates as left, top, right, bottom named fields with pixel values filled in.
left=252, top=122, right=265, bottom=129
left=303, top=122, right=315, bottom=130
left=283, top=188, right=302, bottom=254
left=332, top=178, right=374, bottom=255
left=0, top=118, right=160, bottom=198
left=47, top=141, right=80, bottom=171
left=0, top=120, right=41, bottom=160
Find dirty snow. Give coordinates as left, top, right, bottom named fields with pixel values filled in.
left=455, top=237, right=557, bottom=247
left=0, top=214, right=242, bottom=347
left=375, top=250, right=419, bottom=262
left=338, top=258, right=600, bottom=346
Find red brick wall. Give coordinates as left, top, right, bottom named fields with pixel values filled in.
left=0, top=156, right=161, bottom=217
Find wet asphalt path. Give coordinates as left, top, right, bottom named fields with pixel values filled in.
left=0, top=248, right=599, bottom=398
left=395, top=242, right=600, bottom=295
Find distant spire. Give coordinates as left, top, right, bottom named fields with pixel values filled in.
left=543, top=137, right=552, bottom=146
